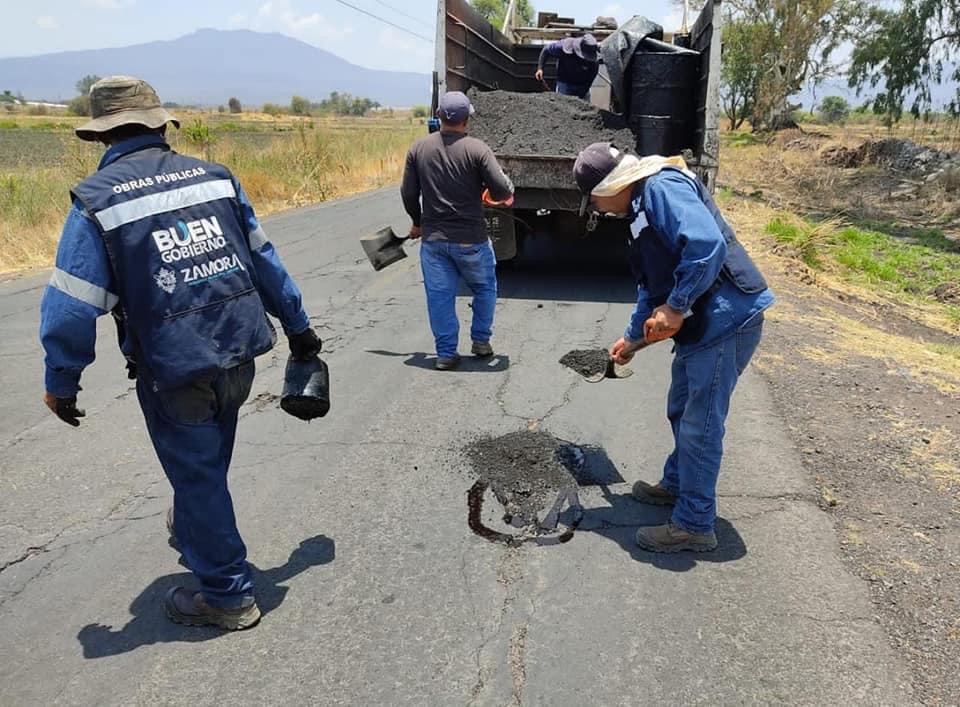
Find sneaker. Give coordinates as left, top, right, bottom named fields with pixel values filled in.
left=635, top=522, right=718, bottom=553
left=471, top=341, right=494, bottom=358
left=435, top=354, right=461, bottom=371
left=630, top=480, right=678, bottom=506
left=164, top=587, right=261, bottom=630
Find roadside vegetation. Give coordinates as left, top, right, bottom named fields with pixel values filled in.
left=0, top=107, right=423, bottom=272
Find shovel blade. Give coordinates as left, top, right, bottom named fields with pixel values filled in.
left=361, top=227, right=407, bottom=271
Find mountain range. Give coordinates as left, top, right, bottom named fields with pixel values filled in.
left=0, top=29, right=431, bottom=107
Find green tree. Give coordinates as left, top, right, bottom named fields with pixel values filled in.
left=182, top=118, right=216, bottom=160
left=712, top=0, right=860, bottom=131
left=262, top=103, right=284, bottom=116
left=412, top=104, right=429, bottom=118
left=849, top=0, right=960, bottom=122
left=228, top=96, right=242, bottom=113
left=818, top=95, right=850, bottom=123
left=67, top=96, right=91, bottom=116
left=290, top=95, right=311, bottom=115
left=470, top=0, right=534, bottom=29
left=720, top=19, right=765, bottom=129
left=75, top=75, right=101, bottom=96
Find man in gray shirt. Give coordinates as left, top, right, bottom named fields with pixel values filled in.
left=401, top=91, right=514, bottom=370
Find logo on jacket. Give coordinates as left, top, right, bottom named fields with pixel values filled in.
left=154, top=267, right=177, bottom=294
left=152, top=216, right=228, bottom=264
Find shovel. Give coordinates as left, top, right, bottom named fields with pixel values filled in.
left=360, top=226, right=409, bottom=272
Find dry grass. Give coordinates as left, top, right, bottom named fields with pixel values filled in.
left=0, top=114, right=422, bottom=273
left=721, top=130, right=960, bottom=400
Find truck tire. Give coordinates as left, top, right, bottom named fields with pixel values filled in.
left=485, top=209, right=517, bottom=261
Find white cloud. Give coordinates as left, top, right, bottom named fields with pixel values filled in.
left=600, top=4, right=629, bottom=24
left=376, top=26, right=432, bottom=69
left=252, top=0, right=354, bottom=43
left=661, top=10, right=685, bottom=32
left=36, top=15, right=59, bottom=30
left=83, top=0, right=135, bottom=9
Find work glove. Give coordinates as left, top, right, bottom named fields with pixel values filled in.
left=44, top=393, right=86, bottom=427
left=288, top=327, right=322, bottom=361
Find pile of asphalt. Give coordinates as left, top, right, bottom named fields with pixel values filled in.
left=467, top=89, right=637, bottom=156
left=464, top=430, right=577, bottom=521
left=559, top=349, right=610, bottom=378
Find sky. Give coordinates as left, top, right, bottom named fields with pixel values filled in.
left=2, top=0, right=683, bottom=74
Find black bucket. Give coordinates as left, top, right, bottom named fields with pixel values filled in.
left=629, top=114, right=694, bottom=156
left=630, top=50, right=699, bottom=116
left=280, top=355, right=330, bottom=421
left=627, top=47, right=699, bottom=156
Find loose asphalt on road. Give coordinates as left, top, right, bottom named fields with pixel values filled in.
left=0, top=189, right=918, bottom=705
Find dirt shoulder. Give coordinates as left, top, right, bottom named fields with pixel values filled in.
left=721, top=130, right=960, bottom=704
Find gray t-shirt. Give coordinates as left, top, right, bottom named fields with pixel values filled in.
left=401, top=130, right=514, bottom=244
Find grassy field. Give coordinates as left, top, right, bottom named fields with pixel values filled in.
left=0, top=110, right=423, bottom=272
left=716, top=120, right=960, bottom=397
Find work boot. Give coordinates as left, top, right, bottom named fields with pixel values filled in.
left=635, top=522, right=718, bottom=553
left=435, top=354, right=461, bottom=371
left=471, top=341, right=494, bottom=358
left=631, top=480, right=678, bottom=506
left=164, top=587, right=261, bottom=630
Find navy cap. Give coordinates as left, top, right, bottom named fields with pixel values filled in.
left=437, top=91, right=475, bottom=123
left=573, top=142, right=626, bottom=215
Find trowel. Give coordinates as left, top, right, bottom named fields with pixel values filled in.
left=360, top=226, right=409, bottom=272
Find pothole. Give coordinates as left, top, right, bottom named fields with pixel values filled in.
left=464, top=430, right=623, bottom=546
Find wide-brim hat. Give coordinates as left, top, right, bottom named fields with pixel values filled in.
left=561, top=34, right=599, bottom=61
left=75, top=75, right=179, bottom=142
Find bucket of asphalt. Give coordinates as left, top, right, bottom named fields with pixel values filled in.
left=281, top=355, right=330, bottom=420
left=361, top=226, right=408, bottom=272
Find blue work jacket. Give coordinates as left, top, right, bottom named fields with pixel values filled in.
left=624, top=169, right=774, bottom=355
left=540, top=41, right=600, bottom=87
left=40, top=134, right=310, bottom=396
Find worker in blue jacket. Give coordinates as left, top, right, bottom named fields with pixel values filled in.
left=573, top=142, right=774, bottom=553
left=535, top=33, right=600, bottom=99
left=39, top=76, right=321, bottom=630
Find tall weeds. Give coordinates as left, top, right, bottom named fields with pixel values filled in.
left=0, top=120, right=421, bottom=272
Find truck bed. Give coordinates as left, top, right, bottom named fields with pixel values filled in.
left=434, top=0, right=722, bottom=194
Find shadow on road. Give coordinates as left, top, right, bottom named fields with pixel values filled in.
left=77, top=534, right=335, bottom=658
left=577, top=487, right=747, bottom=570
left=366, top=350, right=510, bottom=372
left=496, top=230, right=636, bottom=304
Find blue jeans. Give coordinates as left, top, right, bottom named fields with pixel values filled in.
left=420, top=239, right=497, bottom=359
left=556, top=81, right=591, bottom=99
left=137, top=361, right=255, bottom=608
left=661, top=315, right=765, bottom=534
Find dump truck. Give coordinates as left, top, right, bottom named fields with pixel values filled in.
left=431, top=0, right=723, bottom=260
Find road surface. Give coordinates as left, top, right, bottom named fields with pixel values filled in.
left=0, top=189, right=916, bottom=705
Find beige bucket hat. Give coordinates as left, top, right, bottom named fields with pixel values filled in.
left=75, top=75, right=179, bottom=142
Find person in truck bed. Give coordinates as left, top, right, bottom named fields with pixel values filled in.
left=535, top=33, right=600, bottom=100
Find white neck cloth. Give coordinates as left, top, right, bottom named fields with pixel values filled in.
left=591, top=152, right=695, bottom=197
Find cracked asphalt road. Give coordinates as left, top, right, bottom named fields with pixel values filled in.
left=0, top=188, right=917, bottom=705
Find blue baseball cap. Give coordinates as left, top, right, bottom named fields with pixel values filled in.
left=437, top=91, right=475, bottom=123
